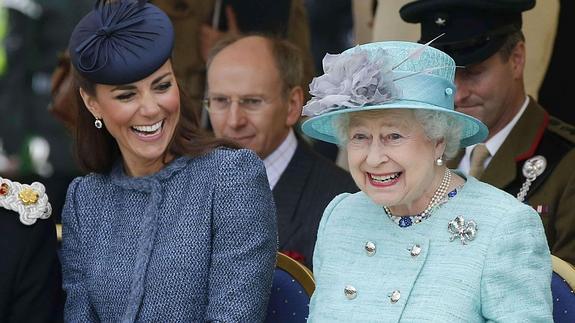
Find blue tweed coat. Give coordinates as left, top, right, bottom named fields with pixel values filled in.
left=309, top=176, right=553, bottom=322
left=61, top=149, right=277, bottom=322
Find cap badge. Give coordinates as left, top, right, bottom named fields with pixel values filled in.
left=433, top=13, right=448, bottom=27
left=435, top=17, right=446, bottom=26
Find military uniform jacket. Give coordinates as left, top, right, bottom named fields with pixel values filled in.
left=273, top=138, right=357, bottom=269
left=308, top=176, right=553, bottom=322
left=449, top=98, right=575, bottom=265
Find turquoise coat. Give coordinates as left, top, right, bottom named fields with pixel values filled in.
left=309, top=176, right=553, bottom=322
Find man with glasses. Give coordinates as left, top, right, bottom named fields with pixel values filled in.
left=205, top=35, right=357, bottom=269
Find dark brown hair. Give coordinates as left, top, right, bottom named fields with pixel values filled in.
left=498, top=30, right=525, bottom=62
left=72, top=65, right=238, bottom=174
left=206, top=33, right=304, bottom=98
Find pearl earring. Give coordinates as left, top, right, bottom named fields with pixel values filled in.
left=94, top=118, right=103, bottom=129
left=435, top=157, right=444, bottom=166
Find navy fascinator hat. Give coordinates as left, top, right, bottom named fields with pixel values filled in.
left=69, top=0, right=175, bottom=85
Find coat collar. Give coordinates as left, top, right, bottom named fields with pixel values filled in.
left=481, top=98, right=549, bottom=188
left=111, top=155, right=190, bottom=192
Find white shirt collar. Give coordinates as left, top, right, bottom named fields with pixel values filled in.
left=459, top=96, right=529, bottom=174
left=263, top=129, right=298, bottom=189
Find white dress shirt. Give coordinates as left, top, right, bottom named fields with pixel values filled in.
left=263, top=129, right=298, bottom=189
left=458, top=96, right=529, bottom=174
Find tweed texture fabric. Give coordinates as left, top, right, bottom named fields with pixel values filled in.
left=309, top=176, right=553, bottom=322
left=61, top=148, right=277, bottom=322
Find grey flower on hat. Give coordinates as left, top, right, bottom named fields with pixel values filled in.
left=300, top=39, right=489, bottom=147
left=303, top=47, right=401, bottom=116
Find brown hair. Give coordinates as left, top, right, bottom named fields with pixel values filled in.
left=206, top=33, right=304, bottom=98
left=72, top=66, right=238, bottom=174
left=497, top=30, right=525, bottom=62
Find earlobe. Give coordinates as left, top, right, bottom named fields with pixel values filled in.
left=286, top=86, right=304, bottom=127
left=435, top=137, right=447, bottom=158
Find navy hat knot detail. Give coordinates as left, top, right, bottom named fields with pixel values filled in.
left=96, top=26, right=113, bottom=37
left=69, top=0, right=174, bottom=85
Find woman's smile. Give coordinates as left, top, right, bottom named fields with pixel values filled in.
left=131, top=119, right=165, bottom=141
left=367, top=172, right=402, bottom=187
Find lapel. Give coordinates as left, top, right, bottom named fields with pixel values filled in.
left=482, top=98, right=549, bottom=188
left=272, top=137, right=315, bottom=239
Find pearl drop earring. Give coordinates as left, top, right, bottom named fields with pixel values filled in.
left=435, top=157, right=444, bottom=166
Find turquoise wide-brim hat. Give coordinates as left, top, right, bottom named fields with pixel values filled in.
left=301, top=41, right=488, bottom=147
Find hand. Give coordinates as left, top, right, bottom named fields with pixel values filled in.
left=200, top=5, right=239, bottom=62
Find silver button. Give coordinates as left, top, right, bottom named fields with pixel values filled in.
left=409, top=244, right=421, bottom=257
left=390, top=290, right=401, bottom=303
left=344, top=285, right=357, bottom=300
left=365, top=241, right=376, bottom=256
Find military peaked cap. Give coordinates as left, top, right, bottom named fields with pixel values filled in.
left=400, top=0, right=535, bottom=65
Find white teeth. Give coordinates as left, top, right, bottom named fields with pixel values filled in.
left=132, top=120, right=162, bottom=133
left=371, top=173, right=400, bottom=182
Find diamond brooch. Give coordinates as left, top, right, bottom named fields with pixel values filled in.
left=448, top=216, right=477, bottom=245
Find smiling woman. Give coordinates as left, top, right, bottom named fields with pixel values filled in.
left=76, top=61, right=182, bottom=176
left=301, top=40, right=554, bottom=322
left=60, top=0, right=277, bottom=322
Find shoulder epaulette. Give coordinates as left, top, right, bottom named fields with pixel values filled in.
left=0, top=177, right=52, bottom=225
left=548, top=116, right=575, bottom=144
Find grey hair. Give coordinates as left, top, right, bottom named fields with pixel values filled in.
left=333, top=109, right=463, bottom=160
left=413, top=110, right=462, bottom=159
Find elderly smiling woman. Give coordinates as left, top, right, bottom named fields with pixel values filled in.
left=301, top=41, right=553, bottom=322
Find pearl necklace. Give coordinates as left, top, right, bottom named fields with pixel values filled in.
left=383, top=168, right=452, bottom=227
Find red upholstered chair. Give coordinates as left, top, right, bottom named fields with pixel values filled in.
left=551, top=254, right=575, bottom=323
left=265, top=252, right=315, bottom=322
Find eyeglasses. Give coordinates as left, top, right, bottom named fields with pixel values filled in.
left=203, top=95, right=272, bottom=114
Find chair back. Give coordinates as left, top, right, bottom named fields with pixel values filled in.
left=551, top=254, right=575, bottom=323
left=265, top=252, right=315, bottom=323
